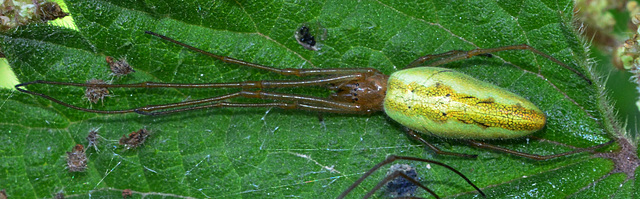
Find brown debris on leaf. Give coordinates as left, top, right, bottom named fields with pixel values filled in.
left=36, top=2, right=68, bottom=22
left=122, top=189, right=133, bottom=198
left=119, top=129, right=150, bottom=150
left=85, top=79, right=109, bottom=104
left=1, top=0, right=69, bottom=31
left=0, top=189, right=7, bottom=199
left=66, top=144, right=87, bottom=172
left=106, top=56, right=135, bottom=76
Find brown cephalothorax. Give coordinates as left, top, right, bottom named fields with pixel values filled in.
left=330, top=72, right=388, bottom=113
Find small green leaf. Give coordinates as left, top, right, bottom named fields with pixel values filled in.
left=0, top=0, right=626, bottom=198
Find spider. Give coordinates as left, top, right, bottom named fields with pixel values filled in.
left=15, top=31, right=610, bottom=160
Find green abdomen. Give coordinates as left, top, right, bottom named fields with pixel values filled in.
left=383, top=67, right=546, bottom=139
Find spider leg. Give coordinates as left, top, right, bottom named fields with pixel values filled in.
left=363, top=170, right=436, bottom=199
left=406, top=44, right=591, bottom=84
left=406, top=50, right=467, bottom=68
left=405, top=128, right=478, bottom=158
left=136, top=101, right=356, bottom=116
left=337, top=155, right=485, bottom=199
left=15, top=75, right=361, bottom=90
left=14, top=75, right=368, bottom=114
left=14, top=84, right=133, bottom=114
left=466, top=140, right=614, bottom=160
left=146, top=31, right=378, bottom=76
left=133, top=90, right=363, bottom=115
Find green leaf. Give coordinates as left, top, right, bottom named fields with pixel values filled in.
left=0, top=0, right=628, bottom=198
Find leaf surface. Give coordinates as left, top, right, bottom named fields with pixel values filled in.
left=0, top=0, right=624, bottom=198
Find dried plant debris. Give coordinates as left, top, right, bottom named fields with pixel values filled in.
left=36, top=2, right=68, bottom=21
left=0, top=189, right=6, bottom=199
left=86, top=128, right=101, bottom=151
left=106, top=56, right=135, bottom=76
left=1, top=0, right=69, bottom=31
left=54, top=192, right=64, bottom=199
left=119, top=129, right=150, bottom=149
left=295, top=25, right=318, bottom=51
left=385, top=164, right=419, bottom=197
left=85, top=79, right=110, bottom=104
left=66, top=144, right=87, bottom=172
left=122, top=189, right=133, bottom=198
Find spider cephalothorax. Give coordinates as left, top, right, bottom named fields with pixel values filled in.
left=330, top=72, right=389, bottom=113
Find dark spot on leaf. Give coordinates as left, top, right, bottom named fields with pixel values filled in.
left=385, top=164, right=419, bottom=197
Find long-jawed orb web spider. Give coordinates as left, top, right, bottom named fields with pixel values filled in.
left=15, top=31, right=610, bottom=160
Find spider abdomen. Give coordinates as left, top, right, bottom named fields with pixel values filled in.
left=383, top=67, right=546, bottom=139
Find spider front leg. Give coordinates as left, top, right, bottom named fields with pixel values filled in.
left=134, top=90, right=365, bottom=115
left=145, top=31, right=379, bottom=77
left=14, top=74, right=369, bottom=114
left=465, top=140, right=614, bottom=160
left=406, top=44, right=591, bottom=84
